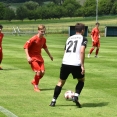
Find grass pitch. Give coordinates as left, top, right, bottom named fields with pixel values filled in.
left=0, top=34, right=117, bottom=117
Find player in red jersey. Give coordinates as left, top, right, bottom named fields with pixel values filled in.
left=88, top=22, right=100, bottom=58
left=0, top=24, right=4, bottom=70
left=24, top=24, right=53, bottom=92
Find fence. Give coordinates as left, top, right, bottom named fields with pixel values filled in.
left=2, top=25, right=107, bottom=36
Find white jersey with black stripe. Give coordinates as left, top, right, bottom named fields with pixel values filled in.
left=62, top=34, right=87, bottom=66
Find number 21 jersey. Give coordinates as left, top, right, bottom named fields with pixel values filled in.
left=62, top=34, right=88, bottom=66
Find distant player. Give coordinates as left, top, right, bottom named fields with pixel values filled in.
left=49, top=23, right=88, bottom=108
left=24, top=24, right=53, bottom=92
left=0, top=24, right=4, bottom=70
left=88, top=22, right=100, bottom=58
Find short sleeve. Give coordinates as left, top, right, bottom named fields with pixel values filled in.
left=81, top=37, right=88, bottom=48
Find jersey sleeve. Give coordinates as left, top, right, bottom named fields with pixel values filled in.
left=23, top=36, right=35, bottom=49
left=81, top=37, right=88, bottom=48
left=91, top=28, right=95, bottom=37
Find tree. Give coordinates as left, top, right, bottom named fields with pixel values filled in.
left=82, top=0, right=96, bottom=17
left=62, top=0, right=81, bottom=17
left=110, top=1, right=117, bottom=14
left=0, top=2, right=5, bottom=20
left=24, top=1, right=39, bottom=10
left=51, top=0, right=64, bottom=5
left=16, top=6, right=28, bottom=21
left=24, top=1, right=39, bottom=20
left=98, top=0, right=113, bottom=15
left=3, top=7, right=15, bottom=21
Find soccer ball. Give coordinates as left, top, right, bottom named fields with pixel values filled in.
left=64, top=90, right=74, bottom=101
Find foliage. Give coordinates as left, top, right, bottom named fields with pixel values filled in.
left=82, top=0, right=96, bottom=17
left=98, top=0, right=113, bottom=15
left=110, top=1, right=117, bottom=14
left=0, top=2, right=5, bottom=20
left=3, top=7, right=15, bottom=21
left=0, top=0, right=117, bottom=21
left=16, top=6, right=28, bottom=21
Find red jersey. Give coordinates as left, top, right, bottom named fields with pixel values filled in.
left=0, top=32, right=4, bottom=47
left=24, top=35, right=47, bottom=62
left=91, top=27, right=100, bottom=42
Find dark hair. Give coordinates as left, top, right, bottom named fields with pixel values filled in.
left=95, top=22, right=100, bottom=25
left=75, top=23, right=85, bottom=33
left=0, top=24, right=3, bottom=29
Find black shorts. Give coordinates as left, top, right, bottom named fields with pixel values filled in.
left=60, top=64, right=84, bottom=80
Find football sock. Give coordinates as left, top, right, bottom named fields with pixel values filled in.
left=90, top=48, right=95, bottom=54
left=34, top=75, right=42, bottom=85
left=75, top=81, right=84, bottom=95
left=96, top=48, right=99, bottom=55
left=52, top=85, right=62, bottom=101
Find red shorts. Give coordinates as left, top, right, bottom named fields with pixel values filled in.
left=30, top=61, right=45, bottom=72
left=92, top=41, right=100, bottom=47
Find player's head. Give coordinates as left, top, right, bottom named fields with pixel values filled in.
left=75, top=23, right=85, bottom=35
left=0, top=25, right=3, bottom=32
left=38, top=24, right=46, bottom=36
left=95, top=22, right=100, bottom=27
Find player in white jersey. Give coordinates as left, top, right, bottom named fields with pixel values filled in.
left=50, top=23, right=88, bottom=108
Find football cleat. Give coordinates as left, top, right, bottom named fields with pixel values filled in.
left=49, top=101, right=56, bottom=107
left=72, top=96, right=82, bottom=108
left=88, top=54, right=90, bottom=58
left=95, top=55, right=98, bottom=58
left=0, top=67, right=3, bottom=70
left=34, top=87, right=40, bottom=92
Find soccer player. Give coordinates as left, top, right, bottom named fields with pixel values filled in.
left=88, top=22, right=100, bottom=58
left=49, top=23, right=88, bottom=108
left=0, top=24, right=4, bottom=70
left=24, top=24, right=53, bottom=92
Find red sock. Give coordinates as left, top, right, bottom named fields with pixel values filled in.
left=96, top=48, right=99, bottom=55
left=34, top=75, right=43, bottom=85
left=90, top=48, right=94, bottom=54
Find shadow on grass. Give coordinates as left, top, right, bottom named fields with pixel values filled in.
left=0, top=68, right=18, bottom=70
left=54, top=102, right=109, bottom=108
left=40, top=88, right=55, bottom=91
left=82, top=102, right=109, bottom=107
left=40, top=88, right=66, bottom=91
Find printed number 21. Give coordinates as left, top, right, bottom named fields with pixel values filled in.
left=66, top=40, right=78, bottom=53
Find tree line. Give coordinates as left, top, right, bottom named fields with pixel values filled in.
left=0, top=0, right=64, bottom=5
left=0, top=0, right=117, bottom=21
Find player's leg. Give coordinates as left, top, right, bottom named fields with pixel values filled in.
left=50, top=64, right=70, bottom=107
left=49, top=79, right=66, bottom=106
left=34, top=62, right=45, bottom=86
left=31, top=61, right=44, bottom=92
left=0, top=49, right=3, bottom=70
left=72, top=66, right=85, bottom=108
left=73, top=78, right=84, bottom=108
left=95, top=42, right=100, bottom=57
left=88, top=43, right=95, bottom=58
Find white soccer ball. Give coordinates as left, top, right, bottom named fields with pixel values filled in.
left=64, top=90, right=75, bottom=101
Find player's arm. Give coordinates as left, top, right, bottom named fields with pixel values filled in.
left=91, top=29, right=95, bottom=42
left=44, top=48, right=53, bottom=61
left=24, top=48, right=32, bottom=63
left=80, top=46, right=85, bottom=75
left=24, top=40, right=32, bottom=63
left=80, top=37, right=88, bottom=75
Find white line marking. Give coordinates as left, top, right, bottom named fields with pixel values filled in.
left=0, top=106, right=18, bottom=117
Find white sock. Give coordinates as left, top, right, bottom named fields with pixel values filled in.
left=52, top=98, right=56, bottom=102
left=74, top=93, right=79, bottom=97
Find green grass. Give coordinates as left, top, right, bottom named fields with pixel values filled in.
left=0, top=34, right=117, bottom=117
